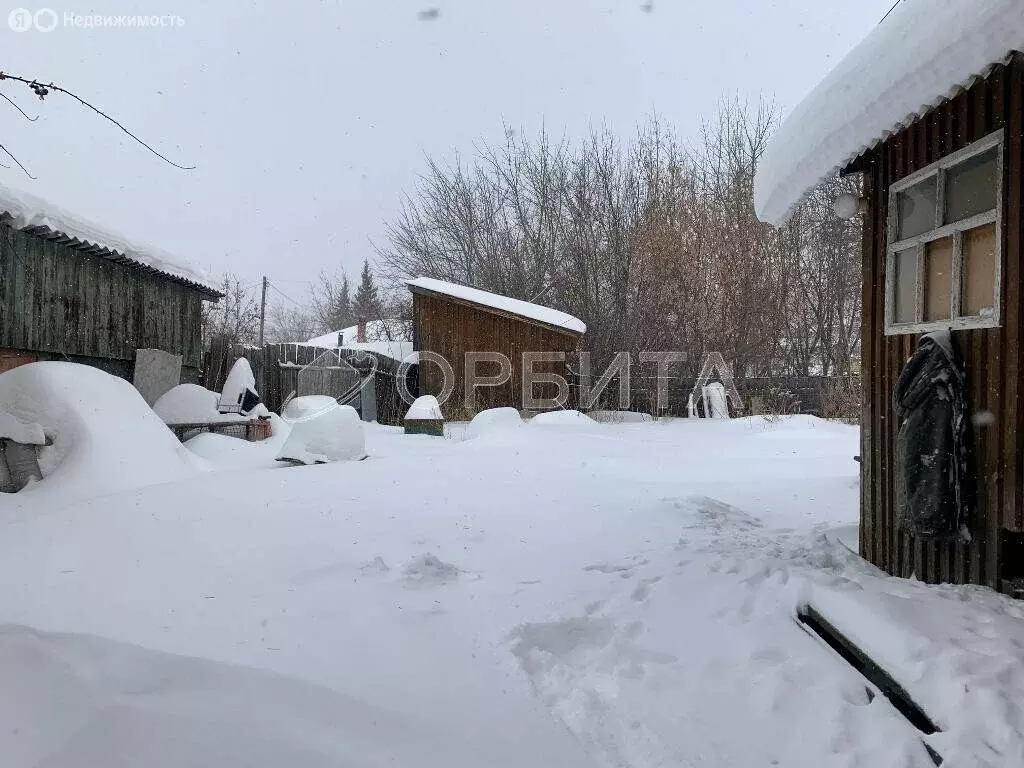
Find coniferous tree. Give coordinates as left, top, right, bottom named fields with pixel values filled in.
left=352, top=259, right=382, bottom=321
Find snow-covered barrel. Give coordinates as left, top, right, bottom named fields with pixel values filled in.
left=404, top=395, right=444, bottom=437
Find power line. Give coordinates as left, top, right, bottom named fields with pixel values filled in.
left=268, top=281, right=306, bottom=308
left=879, top=0, right=903, bottom=24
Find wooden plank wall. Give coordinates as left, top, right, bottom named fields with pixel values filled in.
left=858, top=56, right=1024, bottom=590
left=0, top=221, right=206, bottom=374
left=412, top=292, right=581, bottom=419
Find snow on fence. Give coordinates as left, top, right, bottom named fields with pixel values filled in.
left=203, top=340, right=418, bottom=426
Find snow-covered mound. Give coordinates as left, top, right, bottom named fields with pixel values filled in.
left=466, top=407, right=522, bottom=438
left=281, top=395, right=339, bottom=421
left=276, top=405, right=366, bottom=465
left=184, top=414, right=290, bottom=471
left=0, top=623, right=476, bottom=768
left=0, top=362, right=202, bottom=503
left=406, top=395, right=443, bottom=421
left=531, top=409, right=597, bottom=427
left=153, top=383, right=267, bottom=424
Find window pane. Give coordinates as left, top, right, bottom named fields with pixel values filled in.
left=894, top=248, right=917, bottom=324
left=962, top=223, right=997, bottom=317
left=945, top=147, right=997, bottom=224
left=924, top=237, right=952, bottom=321
left=897, top=177, right=937, bottom=240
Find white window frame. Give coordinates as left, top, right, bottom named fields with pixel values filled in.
left=885, top=129, right=1003, bottom=335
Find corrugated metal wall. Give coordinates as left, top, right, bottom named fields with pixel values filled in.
left=0, top=220, right=205, bottom=374
left=856, top=56, right=1024, bottom=590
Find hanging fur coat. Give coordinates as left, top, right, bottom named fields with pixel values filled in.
left=893, top=332, right=970, bottom=541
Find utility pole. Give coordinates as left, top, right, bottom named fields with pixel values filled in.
left=259, top=276, right=268, bottom=346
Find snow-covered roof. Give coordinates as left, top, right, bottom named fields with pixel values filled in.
left=306, top=320, right=410, bottom=349
left=303, top=321, right=415, bottom=362
left=754, top=0, right=1024, bottom=226
left=406, top=277, right=587, bottom=335
left=0, top=183, right=221, bottom=297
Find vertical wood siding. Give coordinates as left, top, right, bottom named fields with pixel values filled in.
left=412, top=292, right=581, bottom=418
left=858, top=56, right=1024, bottom=590
left=0, top=222, right=206, bottom=372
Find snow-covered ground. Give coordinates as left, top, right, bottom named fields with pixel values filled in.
left=1, top=407, right=1022, bottom=767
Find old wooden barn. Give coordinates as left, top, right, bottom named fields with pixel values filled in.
left=755, top=2, right=1024, bottom=593
left=407, top=277, right=586, bottom=418
left=0, top=191, right=221, bottom=384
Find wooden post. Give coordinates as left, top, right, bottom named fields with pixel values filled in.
left=259, top=276, right=268, bottom=346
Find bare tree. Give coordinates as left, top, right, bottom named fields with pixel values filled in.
left=264, top=305, right=322, bottom=345
left=201, top=274, right=260, bottom=348
left=377, top=99, right=863, bottom=413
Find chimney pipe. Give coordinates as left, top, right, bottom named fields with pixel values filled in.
left=356, top=320, right=367, bottom=343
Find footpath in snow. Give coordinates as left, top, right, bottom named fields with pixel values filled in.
left=0, top=409, right=1022, bottom=767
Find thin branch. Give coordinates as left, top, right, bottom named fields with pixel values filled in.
left=0, top=71, right=194, bottom=170
left=0, top=141, right=35, bottom=178
left=0, top=90, right=37, bottom=121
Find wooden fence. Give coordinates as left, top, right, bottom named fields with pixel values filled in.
left=203, top=340, right=418, bottom=426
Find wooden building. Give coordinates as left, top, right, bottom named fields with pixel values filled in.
left=407, top=277, right=586, bottom=419
left=755, top=2, right=1024, bottom=592
left=0, top=198, right=220, bottom=383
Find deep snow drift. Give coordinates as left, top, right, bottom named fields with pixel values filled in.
left=0, top=362, right=202, bottom=505
left=1, top=412, right=1021, bottom=767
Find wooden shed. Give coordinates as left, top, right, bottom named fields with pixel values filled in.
left=0, top=193, right=221, bottom=383
left=407, top=277, right=586, bottom=419
left=755, top=1, right=1024, bottom=593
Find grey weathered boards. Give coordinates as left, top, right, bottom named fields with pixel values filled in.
left=0, top=216, right=220, bottom=383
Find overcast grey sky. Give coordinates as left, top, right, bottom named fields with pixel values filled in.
left=2, top=0, right=892, bottom=309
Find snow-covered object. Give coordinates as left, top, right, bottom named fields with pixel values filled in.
left=0, top=410, right=45, bottom=445
left=703, top=383, right=730, bottom=420
left=405, top=395, right=443, bottom=421
left=0, top=362, right=202, bottom=503
left=407, top=277, right=587, bottom=335
left=754, top=0, right=1024, bottom=225
left=466, top=407, right=523, bottom=438
left=530, top=409, right=596, bottom=426
left=219, top=358, right=262, bottom=416
left=281, top=395, right=339, bottom=421
left=153, top=384, right=267, bottom=424
left=0, top=183, right=217, bottom=292
left=276, top=404, right=366, bottom=465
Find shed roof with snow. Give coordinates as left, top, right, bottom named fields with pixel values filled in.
left=0, top=185, right=220, bottom=382
left=0, top=183, right=220, bottom=298
left=754, top=0, right=1024, bottom=225
left=406, top=277, right=586, bottom=336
